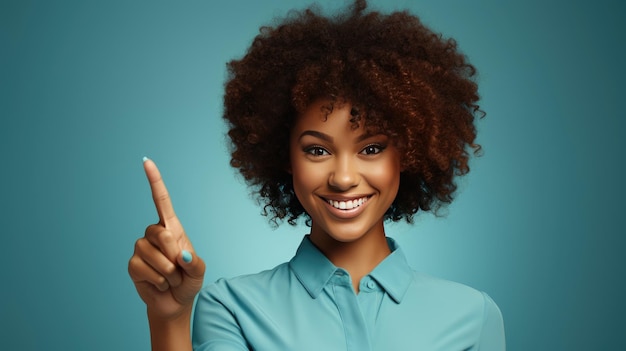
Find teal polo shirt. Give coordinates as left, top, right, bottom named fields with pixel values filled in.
left=193, top=236, right=505, bottom=350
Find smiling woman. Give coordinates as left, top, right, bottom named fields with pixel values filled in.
left=289, top=99, right=402, bottom=292
left=128, top=0, right=505, bottom=350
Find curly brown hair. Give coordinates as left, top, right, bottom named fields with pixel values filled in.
left=223, top=0, right=482, bottom=226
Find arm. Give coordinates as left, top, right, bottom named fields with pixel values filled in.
left=478, top=292, right=506, bottom=351
left=192, top=282, right=249, bottom=351
left=148, top=305, right=194, bottom=351
left=128, top=158, right=206, bottom=351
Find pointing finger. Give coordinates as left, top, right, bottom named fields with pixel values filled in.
left=143, top=157, right=177, bottom=227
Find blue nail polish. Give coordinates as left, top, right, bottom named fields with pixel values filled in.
left=142, top=156, right=149, bottom=163
left=182, top=250, right=193, bottom=263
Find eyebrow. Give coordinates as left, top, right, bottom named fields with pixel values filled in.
left=298, top=130, right=379, bottom=143
left=299, top=130, right=333, bottom=142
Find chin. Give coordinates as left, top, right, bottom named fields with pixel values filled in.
left=315, top=221, right=379, bottom=243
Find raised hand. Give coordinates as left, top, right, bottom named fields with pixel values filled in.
left=129, top=158, right=206, bottom=321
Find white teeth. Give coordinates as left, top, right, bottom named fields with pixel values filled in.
left=327, top=197, right=368, bottom=210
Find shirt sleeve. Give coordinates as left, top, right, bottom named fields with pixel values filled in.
left=477, top=292, right=506, bottom=351
left=192, top=283, right=249, bottom=351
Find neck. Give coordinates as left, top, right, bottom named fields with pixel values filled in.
left=309, top=222, right=391, bottom=293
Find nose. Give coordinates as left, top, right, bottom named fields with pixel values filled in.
left=328, top=155, right=359, bottom=191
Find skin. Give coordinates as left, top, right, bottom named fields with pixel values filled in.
left=289, top=99, right=402, bottom=292
left=128, top=159, right=206, bottom=351
left=129, top=99, right=402, bottom=349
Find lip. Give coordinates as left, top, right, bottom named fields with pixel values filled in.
left=321, top=194, right=371, bottom=201
left=318, top=194, right=372, bottom=219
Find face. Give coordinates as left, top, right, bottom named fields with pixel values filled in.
left=289, top=99, right=401, bottom=244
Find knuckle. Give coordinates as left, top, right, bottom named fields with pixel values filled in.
left=162, top=262, right=178, bottom=276
left=128, top=257, right=148, bottom=281
left=127, top=257, right=139, bottom=276
left=156, top=229, right=175, bottom=245
left=155, top=275, right=166, bottom=285
left=155, top=191, right=170, bottom=203
left=144, top=224, right=161, bottom=237
left=134, top=238, right=152, bottom=255
left=145, top=225, right=174, bottom=247
left=134, top=238, right=145, bottom=251
left=156, top=277, right=169, bottom=291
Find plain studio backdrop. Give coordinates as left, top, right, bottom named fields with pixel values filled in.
left=1, top=0, right=624, bottom=350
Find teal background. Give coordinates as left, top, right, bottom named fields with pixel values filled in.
left=1, top=0, right=624, bottom=349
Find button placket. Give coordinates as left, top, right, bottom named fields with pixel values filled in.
left=330, top=270, right=372, bottom=350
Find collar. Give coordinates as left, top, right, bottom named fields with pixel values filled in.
left=289, top=235, right=413, bottom=304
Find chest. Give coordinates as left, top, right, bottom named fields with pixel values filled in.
left=236, top=278, right=479, bottom=351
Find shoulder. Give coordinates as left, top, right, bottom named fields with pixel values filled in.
left=407, top=272, right=502, bottom=322
left=409, top=271, right=500, bottom=313
left=197, top=262, right=293, bottom=305
left=193, top=262, right=311, bottom=350
left=411, top=271, right=485, bottom=301
left=406, top=272, right=505, bottom=347
left=193, top=263, right=293, bottom=347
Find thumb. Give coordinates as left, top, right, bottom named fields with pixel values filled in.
left=178, top=250, right=206, bottom=280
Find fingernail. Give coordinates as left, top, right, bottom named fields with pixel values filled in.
left=142, top=156, right=149, bottom=163
left=182, top=250, right=193, bottom=263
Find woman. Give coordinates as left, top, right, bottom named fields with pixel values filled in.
left=129, top=1, right=505, bottom=349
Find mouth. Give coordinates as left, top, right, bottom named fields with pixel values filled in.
left=322, top=196, right=371, bottom=210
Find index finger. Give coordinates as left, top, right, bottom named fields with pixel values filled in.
left=143, top=157, right=177, bottom=226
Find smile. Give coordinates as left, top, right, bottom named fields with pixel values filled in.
left=325, top=196, right=370, bottom=210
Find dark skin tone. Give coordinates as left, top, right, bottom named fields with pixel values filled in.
left=129, top=99, right=402, bottom=349
left=128, top=158, right=205, bottom=351
left=289, top=99, right=401, bottom=292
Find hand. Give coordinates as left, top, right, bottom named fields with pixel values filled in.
left=128, top=158, right=206, bottom=320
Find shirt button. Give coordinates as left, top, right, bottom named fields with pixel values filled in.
left=367, top=280, right=376, bottom=289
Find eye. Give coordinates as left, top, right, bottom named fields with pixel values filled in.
left=360, top=144, right=385, bottom=155
left=304, top=146, right=330, bottom=156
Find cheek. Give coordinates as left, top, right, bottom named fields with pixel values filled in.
left=290, top=159, right=325, bottom=199
left=371, top=154, right=401, bottom=196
